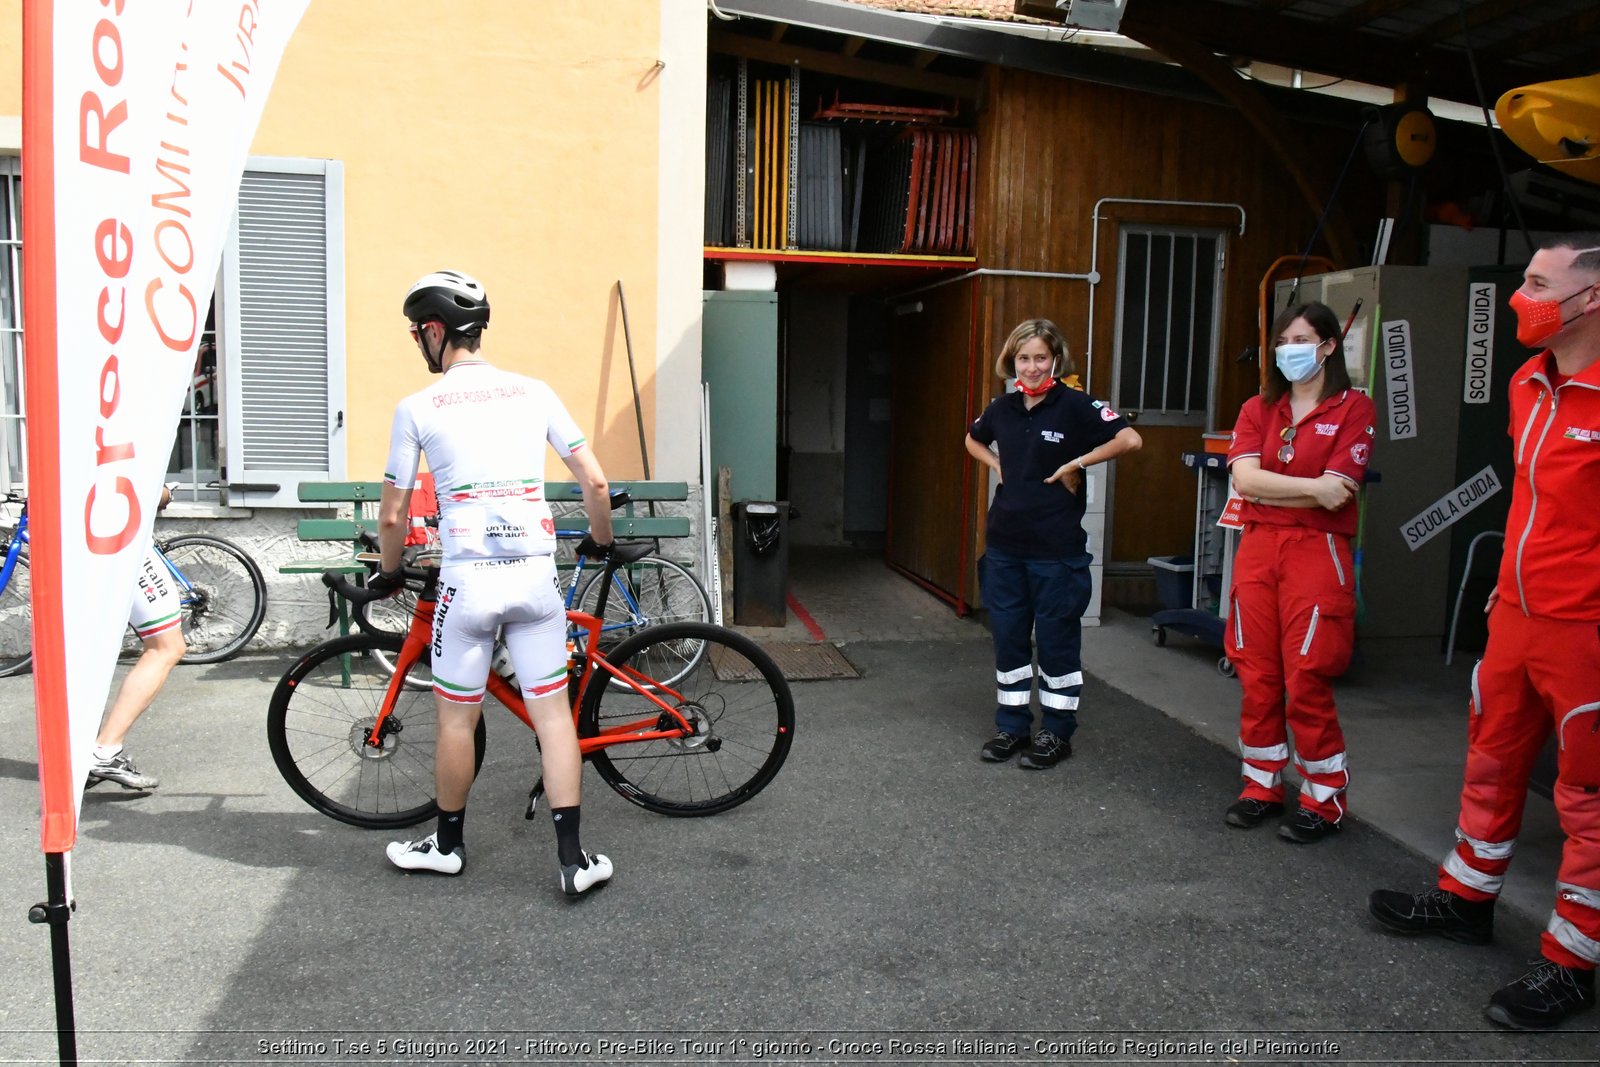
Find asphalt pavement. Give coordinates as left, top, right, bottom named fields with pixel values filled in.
left=1, top=617, right=1595, bottom=1065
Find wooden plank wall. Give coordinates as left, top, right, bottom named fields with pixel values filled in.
left=886, top=65, right=1387, bottom=605
left=974, top=68, right=1383, bottom=582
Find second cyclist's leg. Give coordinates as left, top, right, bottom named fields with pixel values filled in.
left=91, top=549, right=187, bottom=791
left=505, top=555, right=612, bottom=896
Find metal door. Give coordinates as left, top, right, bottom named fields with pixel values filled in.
left=1107, top=226, right=1227, bottom=565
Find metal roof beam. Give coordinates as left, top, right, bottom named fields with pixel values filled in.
left=709, top=28, right=982, bottom=99
left=1327, top=0, right=1417, bottom=32
left=1407, top=0, right=1525, bottom=49
left=1114, top=0, right=1521, bottom=104
left=1477, top=6, right=1600, bottom=63
left=717, top=0, right=1236, bottom=103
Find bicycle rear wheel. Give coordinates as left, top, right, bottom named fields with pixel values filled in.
left=580, top=622, right=793, bottom=816
left=160, top=535, right=268, bottom=663
left=267, top=632, right=486, bottom=829
left=0, top=548, right=33, bottom=678
left=576, top=557, right=712, bottom=685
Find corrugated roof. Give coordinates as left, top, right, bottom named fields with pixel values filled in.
left=845, top=0, right=1050, bottom=25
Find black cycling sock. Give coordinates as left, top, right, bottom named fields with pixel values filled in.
left=436, top=807, right=465, bottom=855
left=552, top=806, right=584, bottom=868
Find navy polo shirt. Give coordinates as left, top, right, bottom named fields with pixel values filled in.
left=968, top=381, right=1130, bottom=559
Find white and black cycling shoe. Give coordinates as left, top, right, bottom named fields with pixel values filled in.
left=385, top=833, right=464, bottom=876
left=560, top=851, right=613, bottom=896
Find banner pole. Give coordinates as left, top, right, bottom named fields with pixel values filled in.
left=27, top=852, right=78, bottom=1066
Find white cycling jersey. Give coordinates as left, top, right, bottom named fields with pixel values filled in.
left=383, top=360, right=586, bottom=566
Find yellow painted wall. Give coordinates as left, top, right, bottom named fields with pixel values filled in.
left=0, top=1, right=675, bottom=483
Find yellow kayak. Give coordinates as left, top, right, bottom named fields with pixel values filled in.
left=1497, top=73, right=1600, bottom=186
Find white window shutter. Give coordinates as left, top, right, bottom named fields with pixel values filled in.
left=219, top=157, right=346, bottom=506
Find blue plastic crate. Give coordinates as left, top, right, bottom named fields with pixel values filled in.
left=1147, top=555, right=1195, bottom=611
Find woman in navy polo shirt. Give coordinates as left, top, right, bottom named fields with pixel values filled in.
left=964, top=319, right=1141, bottom=769
left=1224, top=301, right=1375, bottom=842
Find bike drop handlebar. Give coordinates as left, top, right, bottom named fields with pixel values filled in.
left=323, top=486, right=644, bottom=609
left=321, top=529, right=436, bottom=614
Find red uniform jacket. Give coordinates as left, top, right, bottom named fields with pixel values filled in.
left=1227, top=389, right=1376, bottom=537
left=1497, top=350, right=1600, bottom=620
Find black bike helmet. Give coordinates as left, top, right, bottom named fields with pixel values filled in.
left=402, top=270, right=490, bottom=336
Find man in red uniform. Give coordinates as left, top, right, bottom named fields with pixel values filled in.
left=1370, top=233, right=1600, bottom=1030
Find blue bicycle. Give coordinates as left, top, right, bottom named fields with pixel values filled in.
left=0, top=493, right=268, bottom=676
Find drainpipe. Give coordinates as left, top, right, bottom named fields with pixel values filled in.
left=1087, top=198, right=1246, bottom=395
left=956, top=274, right=980, bottom=615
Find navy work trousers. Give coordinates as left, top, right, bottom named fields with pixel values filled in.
left=980, top=549, right=1093, bottom=739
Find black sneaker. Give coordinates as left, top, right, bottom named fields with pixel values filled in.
left=1018, top=730, right=1072, bottom=769
left=1225, top=797, right=1284, bottom=829
left=1277, top=806, right=1340, bottom=843
left=1484, top=958, right=1595, bottom=1031
left=1368, top=886, right=1494, bottom=945
left=980, top=731, right=1027, bottom=762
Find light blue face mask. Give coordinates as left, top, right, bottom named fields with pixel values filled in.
left=1275, top=341, right=1327, bottom=383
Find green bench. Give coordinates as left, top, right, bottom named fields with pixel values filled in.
left=285, top=479, right=693, bottom=634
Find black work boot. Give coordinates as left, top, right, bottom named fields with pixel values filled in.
left=1484, top=958, right=1595, bottom=1031
left=1278, top=806, right=1341, bottom=843
left=980, top=731, right=1027, bottom=762
left=1368, top=886, right=1494, bottom=945
left=1018, top=730, right=1071, bottom=769
left=1225, top=797, right=1284, bottom=829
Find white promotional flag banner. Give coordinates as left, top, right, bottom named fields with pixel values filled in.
left=23, top=0, right=310, bottom=853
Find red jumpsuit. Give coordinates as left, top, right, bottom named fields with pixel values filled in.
left=1436, top=351, right=1600, bottom=972
left=1226, top=389, right=1376, bottom=822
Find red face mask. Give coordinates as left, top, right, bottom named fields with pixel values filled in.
left=1510, top=288, right=1585, bottom=348
left=1015, top=376, right=1056, bottom=397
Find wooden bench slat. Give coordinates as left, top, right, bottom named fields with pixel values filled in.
left=279, top=557, right=371, bottom=575
left=297, top=515, right=691, bottom=542
left=562, top=516, right=691, bottom=537
left=297, top=480, right=689, bottom=505
left=297, top=482, right=385, bottom=503
left=546, top=481, right=689, bottom=501
left=297, top=518, right=377, bottom=541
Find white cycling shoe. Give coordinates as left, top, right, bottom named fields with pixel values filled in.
left=560, top=851, right=613, bottom=896
left=385, top=833, right=464, bottom=876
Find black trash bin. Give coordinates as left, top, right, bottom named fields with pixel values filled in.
left=733, top=501, right=788, bottom=627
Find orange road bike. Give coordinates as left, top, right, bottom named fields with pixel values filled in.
left=267, top=543, right=794, bottom=828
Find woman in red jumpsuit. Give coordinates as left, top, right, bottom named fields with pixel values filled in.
left=1223, top=301, right=1375, bottom=843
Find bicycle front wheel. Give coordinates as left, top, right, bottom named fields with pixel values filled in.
left=267, top=632, right=486, bottom=829
left=354, top=584, right=428, bottom=690
left=576, top=557, right=712, bottom=685
left=160, top=535, right=267, bottom=663
left=580, top=622, right=793, bottom=816
left=0, top=548, right=33, bottom=678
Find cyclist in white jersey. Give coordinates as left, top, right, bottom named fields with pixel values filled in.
left=85, top=482, right=186, bottom=792
left=372, top=270, right=615, bottom=896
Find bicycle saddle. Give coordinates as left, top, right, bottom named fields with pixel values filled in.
left=612, top=541, right=655, bottom=564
